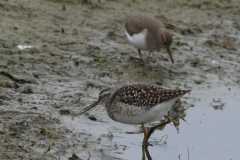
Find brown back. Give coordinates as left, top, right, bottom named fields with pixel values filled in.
left=109, top=84, right=191, bottom=109
left=125, top=14, right=165, bottom=36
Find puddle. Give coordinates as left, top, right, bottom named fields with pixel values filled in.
left=57, top=83, right=240, bottom=160
left=79, top=84, right=239, bottom=160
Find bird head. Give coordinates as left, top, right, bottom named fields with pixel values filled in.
left=159, top=28, right=174, bottom=63
left=81, top=88, right=113, bottom=114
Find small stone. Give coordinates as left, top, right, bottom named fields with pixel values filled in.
left=17, top=98, right=23, bottom=102
left=59, top=109, right=70, bottom=115
left=88, top=115, right=97, bottom=121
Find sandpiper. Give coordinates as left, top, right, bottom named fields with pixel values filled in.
left=82, top=84, right=190, bottom=146
left=125, top=13, right=174, bottom=63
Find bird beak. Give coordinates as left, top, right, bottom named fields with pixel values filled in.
left=81, top=101, right=99, bottom=114
left=166, top=46, right=174, bottom=63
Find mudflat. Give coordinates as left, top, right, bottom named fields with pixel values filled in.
left=0, top=0, right=240, bottom=159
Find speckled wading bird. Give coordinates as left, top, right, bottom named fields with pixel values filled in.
left=125, top=13, right=174, bottom=63
left=82, top=84, right=191, bottom=146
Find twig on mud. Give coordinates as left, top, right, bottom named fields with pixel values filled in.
left=11, top=105, right=14, bottom=125
left=0, top=110, right=40, bottom=115
left=0, top=71, right=32, bottom=84
left=45, top=136, right=53, bottom=154
left=13, top=81, right=20, bottom=88
left=213, top=98, right=221, bottom=102
left=52, top=69, right=63, bottom=76
left=163, top=22, right=177, bottom=29
left=0, top=42, right=6, bottom=48
left=128, top=56, right=152, bottom=68
left=209, top=103, right=225, bottom=110
left=163, top=22, right=194, bottom=34
left=180, top=117, right=190, bottom=125
left=129, top=56, right=144, bottom=62
left=182, top=105, right=192, bottom=112
left=38, top=127, right=64, bottom=139
left=69, top=153, right=81, bottom=160
left=57, top=41, right=78, bottom=46
left=18, top=119, right=29, bottom=126
left=159, top=134, right=168, bottom=144
left=87, top=153, right=91, bottom=160
left=79, top=72, right=83, bottom=76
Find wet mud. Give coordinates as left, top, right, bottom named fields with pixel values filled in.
left=0, top=0, right=240, bottom=159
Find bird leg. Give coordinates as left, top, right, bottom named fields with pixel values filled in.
left=146, top=115, right=172, bottom=143
left=148, top=51, right=152, bottom=57
left=129, top=49, right=152, bottom=68
left=129, top=49, right=144, bottom=62
left=145, top=51, right=153, bottom=62
left=141, top=123, right=148, bottom=160
left=141, top=123, right=148, bottom=146
left=144, top=145, right=153, bottom=160
left=138, top=49, right=143, bottom=60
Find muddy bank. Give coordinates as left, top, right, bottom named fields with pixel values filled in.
left=0, top=0, right=240, bottom=159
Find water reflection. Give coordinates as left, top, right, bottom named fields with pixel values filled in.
left=142, top=145, right=152, bottom=160
left=141, top=100, right=191, bottom=160
left=169, top=100, right=190, bottom=133
left=209, top=98, right=226, bottom=110
left=146, top=100, right=190, bottom=135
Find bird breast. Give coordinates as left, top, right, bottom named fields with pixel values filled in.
left=106, top=95, right=182, bottom=124
left=125, top=29, right=148, bottom=50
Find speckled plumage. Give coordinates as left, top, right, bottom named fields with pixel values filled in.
left=110, top=84, right=187, bottom=107
left=82, top=84, right=191, bottom=147
left=82, top=84, right=191, bottom=124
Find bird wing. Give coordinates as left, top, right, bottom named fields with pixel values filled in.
left=125, top=15, right=165, bottom=36
left=125, top=15, right=148, bottom=36
left=110, top=84, right=190, bottom=109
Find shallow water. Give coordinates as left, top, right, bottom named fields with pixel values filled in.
left=60, top=84, right=240, bottom=160
left=115, top=84, right=240, bottom=160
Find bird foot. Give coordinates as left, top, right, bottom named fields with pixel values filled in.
left=129, top=56, right=144, bottom=62
left=129, top=56, right=152, bottom=68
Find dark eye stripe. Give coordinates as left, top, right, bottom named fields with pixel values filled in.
left=99, top=88, right=111, bottom=97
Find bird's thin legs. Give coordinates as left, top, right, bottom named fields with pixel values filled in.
left=129, top=49, right=152, bottom=68
left=145, top=145, right=153, bottom=160
left=138, top=49, right=143, bottom=60
left=141, top=123, right=148, bottom=146
left=148, top=51, right=152, bottom=58
left=146, top=51, right=153, bottom=62
left=129, top=49, right=144, bottom=62
left=141, top=123, right=148, bottom=160
left=146, top=115, right=172, bottom=143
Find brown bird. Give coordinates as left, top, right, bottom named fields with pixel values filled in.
left=125, top=13, right=174, bottom=63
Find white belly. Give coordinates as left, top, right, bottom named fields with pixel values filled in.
left=125, top=29, right=147, bottom=50
left=113, top=95, right=183, bottom=124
